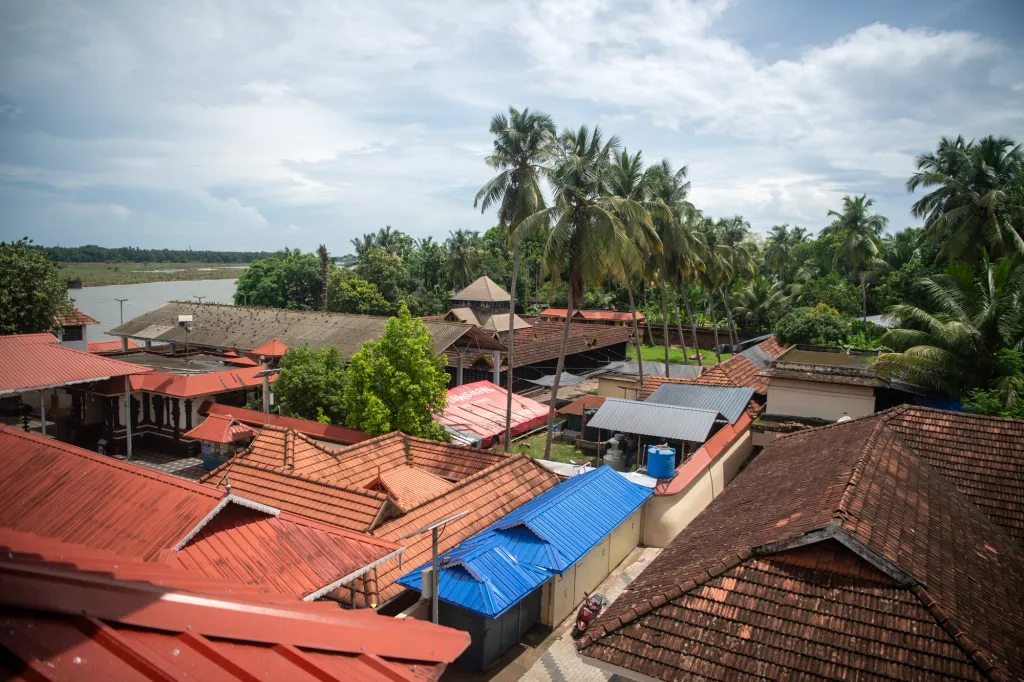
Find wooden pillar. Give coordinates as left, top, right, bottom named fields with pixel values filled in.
left=184, top=399, right=193, bottom=430
left=171, top=399, right=181, bottom=440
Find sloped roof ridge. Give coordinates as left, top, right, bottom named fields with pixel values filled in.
left=880, top=402, right=1024, bottom=427
left=0, top=426, right=217, bottom=498
left=833, top=417, right=891, bottom=524
left=375, top=453, right=540, bottom=522
left=403, top=432, right=509, bottom=458
left=331, top=430, right=407, bottom=460
left=213, top=458, right=390, bottom=503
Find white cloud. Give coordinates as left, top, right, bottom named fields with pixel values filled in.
left=0, top=0, right=1021, bottom=248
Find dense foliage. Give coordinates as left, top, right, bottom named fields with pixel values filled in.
left=342, top=304, right=450, bottom=439
left=0, top=238, right=73, bottom=335
left=774, top=304, right=851, bottom=346
left=45, top=245, right=270, bottom=263
left=273, top=345, right=347, bottom=423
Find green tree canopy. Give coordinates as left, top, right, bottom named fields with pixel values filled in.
left=791, top=272, right=862, bottom=316
left=0, top=238, right=73, bottom=335
left=273, top=345, right=347, bottom=424
left=234, top=249, right=321, bottom=309
left=343, top=303, right=450, bottom=439
left=327, top=270, right=392, bottom=315
left=774, top=304, right=852, bottom=346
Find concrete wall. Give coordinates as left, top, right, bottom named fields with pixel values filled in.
left=766, top=378, right=875, bottom=421
left=642, top=430, right=753, bottom=547
left=597, top=376, right=640, bottom=400
left=608, top=508, right=642, bottom=569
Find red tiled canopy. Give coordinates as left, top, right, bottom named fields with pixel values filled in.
left=0, top=333, right=152, bottom=396
left=251, top=338, right=289, bottom=356
left=183, top=414, right=256, bottom=444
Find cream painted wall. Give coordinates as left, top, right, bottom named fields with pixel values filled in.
left=766, top=378, right=875, bottom=421
left=573, top=536, right=611, bottom=609
left=546, top=564, right=577, bottom=627
left=609, top=508, right=642, bottom=569
left=597, top=377, right=640, bottom=400
left=642, top=430, right=753, bottom=547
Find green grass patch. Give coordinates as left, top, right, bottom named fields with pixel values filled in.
left=627, top=344, right=732, bottom=365
left=510, top=430, right=592, bottom=464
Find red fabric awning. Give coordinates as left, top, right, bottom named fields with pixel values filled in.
left=438, top=381, right=552, bottom=445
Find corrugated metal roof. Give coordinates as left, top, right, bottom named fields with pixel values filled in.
left=0, top=530, right=470, bottom=681
left=396, top=466, right=652, bottom=618
left=108, top=301, right=496, bottom=359
left=524, top=371, right=587, bottom=387
left=0, top=333, right=152, bottom=396
left=88, top=339, right=140, bottom=352
left=599, top=361, right=703, bottom=379
left=586, top=398, right=720, bottom=442
left=739, top=344, right=774, bottom=369
left=438, top=381, right=550, bottom=442
left=644, top=384, right=755, bottom=425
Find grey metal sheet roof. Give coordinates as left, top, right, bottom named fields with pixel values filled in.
left=525, top=372, right=587, bottom=387
left=739, top=345, right=774, bottom=369
left=644, top=384, right=755, bottom=424
left=108, top=301, right=497, bottom=359
left=586, top=398, right=719, bottom=442
left=599, top=361, right=702, bottom=379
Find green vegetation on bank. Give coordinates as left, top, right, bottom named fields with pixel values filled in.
left=59, top=261, right=248, bottom=287
left=45, top=245, right=271, bottom=263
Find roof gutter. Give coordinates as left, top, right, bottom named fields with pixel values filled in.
left=304, top=546, right=406, bottom=602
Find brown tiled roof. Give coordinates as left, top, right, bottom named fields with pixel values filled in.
left=56, top=308, right=100, bottom=326
left=637, top=337, right=788, bottom=399
left=578, top=410, right=1024, bottom=681
left=371, top=454, right=560, bottom=604
left=203, top=460, right=394, bottom=532
left=559, top=395, right=607, bottom=416
left=879, top=405, right=1024, bottom=545
left=509, top=321, right=631, bottom=368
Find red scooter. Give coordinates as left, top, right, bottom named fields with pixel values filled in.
left=571, top=592, right=607, bottom=639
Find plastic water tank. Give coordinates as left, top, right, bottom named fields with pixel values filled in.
left=603, top=448, right=627, bottom=472
left=646, top=445, right=676, bottom=479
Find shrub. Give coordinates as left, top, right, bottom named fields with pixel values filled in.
left=774, top=304, right=851, bottom=346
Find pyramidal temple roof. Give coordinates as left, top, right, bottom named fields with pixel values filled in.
left=452, top=276, right=511, bottom=303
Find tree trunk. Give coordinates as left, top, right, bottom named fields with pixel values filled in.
left=861, top=272, right=868, bottom=321
left=503, top=243, right=520, bottom=452
left=720, top=286, right=739, bottom=351
left=660, top=267, right=671, bottom=376
left=682, top=291, right=702, bottom=367
left=671, top=288, right=689, bottom=365
left=543, top=284, right=574, bottom=460
left=626, top=278, right=644, bottom=387
left=643, top=282, right=656, bottom=347
left=710, top=295, right=723, bottom=364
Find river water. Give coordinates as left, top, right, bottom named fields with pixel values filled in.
left=69, top=279, right=238, bottom=341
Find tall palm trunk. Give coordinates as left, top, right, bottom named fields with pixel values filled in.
left=643, top=283, right=656, bottom=347
left=671, top=288, right=689, bottom=365
left=660, top=267, right=671, bottom=376
left=860, top=272, right=868, bottom=321
left=626, top=279, right=644, bottom=387
left=682, top=292, right=702, bottom=367
left=543, top=285, right=574, bottom=460
left=720, top=286, right=739, bottom=351
left=709, top=294, right=723, bottom=364
left=503, top=243, right=520, bottom=452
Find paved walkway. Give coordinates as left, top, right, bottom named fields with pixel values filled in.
left=518, top=546, right=662, bottom=682
left=114, top=449, right=206, bottom=480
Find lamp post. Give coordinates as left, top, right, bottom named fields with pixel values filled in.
left=194, top=295, right=206, bottom=304
left=115, top=298, right=128, bottom=324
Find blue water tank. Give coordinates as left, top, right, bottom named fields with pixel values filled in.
left=647, top=445, right=676, bottom=479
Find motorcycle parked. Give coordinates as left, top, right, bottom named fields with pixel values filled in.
left=571, top=592, right=607, bottom=639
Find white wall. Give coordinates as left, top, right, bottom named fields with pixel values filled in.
left=643, top=430, right=753, bottom=547
left=766, top=378, right=875, bottom=421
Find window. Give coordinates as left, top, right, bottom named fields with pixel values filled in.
left=61, top=325, right=83, bottom=342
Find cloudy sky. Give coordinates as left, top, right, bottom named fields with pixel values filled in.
left=1, top=0, right=1022, bottom=253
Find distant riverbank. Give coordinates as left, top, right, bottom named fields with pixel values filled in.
left=61, top=262, right=248, bottom=287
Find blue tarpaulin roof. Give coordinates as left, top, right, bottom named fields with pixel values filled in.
left=396, top=466, right=652, bottom=618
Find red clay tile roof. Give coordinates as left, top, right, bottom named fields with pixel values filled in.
left=0, top=530, right=470, bottom=681
left=540, top=308, right=644, bottom=322
left=653, top=411, right=754, bottom=496
left=200, top=401, right=369, bottom=444
left=637, top=337, right=787, bottom=399
left=223, top=354, right=259, bottom=366
left=183, top=413, right=256, bottom=444
left=251, top=338, right=289, bottom=356
left=202, top=457, right=395, bottom=532
left=56, top=308, right=100, bottom=326
left=879, top=405, right=1024, bottom=545
left=88, top=338, right=140, bottom=352
left=0, top=333, right=152, bottom=396
left=368, top=467, right=455, bottom=513
left=578, top=409, right=1024, bottom=681
left=559, top=394, right=607, bottom=416
left=370, top=454, right=561, bottom=604
left=92, top=364, right=276, bottom=398
left=509, top=321, right=632, bottom=368
left=171, top=502, right=402, bottom=599
left=0, top=427, right=397, bottom=598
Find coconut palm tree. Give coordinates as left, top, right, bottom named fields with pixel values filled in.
left=877, top=258, right=1024, bottom=408
left=521, top=125, right=638, bottom=459
left=882, top=227, right=922, bottom=270
left=605, top=149, right=663, bottom=385
left=474, top=107, right=555, bottom=450
left=673, top=213, right=708, bottom=367
left=732, top=276, right=787, bottom=332
left=647, top=159, right=695, bottom=372
left=445, top=229, right=481, bottom=288
left=824, top=195, right=887, bottom=319
left=910, top=135, right=1024, bottom=262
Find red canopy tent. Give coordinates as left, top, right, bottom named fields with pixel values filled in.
left=438, top=381, right=552, bottom=447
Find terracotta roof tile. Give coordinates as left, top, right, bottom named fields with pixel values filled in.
left=56, top=308, right=99, bottom=326
left=578, top=409, right=1024, bottom=681
left=371, top=455, right=560, bottom=604
left=0, top=333, right=152, bottom=395
left=637, top=337, right=788, bottom=399
left=368, top=467, right=455, bottom=513
left=200, top=401, right=369, bottom=444
left=559, top=395, right=607, bottom=416
left=509, top=321, right=632, bottom=368
left=88, top=339, right=140, bottom=352
left=183, top=413, right=256, bottom=444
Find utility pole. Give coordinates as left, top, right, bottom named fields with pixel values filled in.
left=115, top=298, right=128, bottom=324
left=397, top=510, right=469, bottom=623
left=194, top=295, right=206, bottom=304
